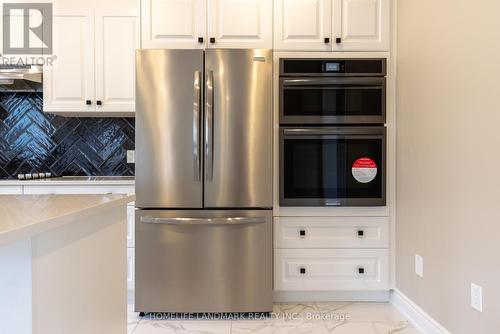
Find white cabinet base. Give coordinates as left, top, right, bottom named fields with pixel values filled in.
left=273, top=290, right=390, bottom=303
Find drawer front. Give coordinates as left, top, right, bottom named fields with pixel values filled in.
left=0, top=185, right=23, bottom=194
left=274, top=249, right=389, bottom=291
left=274, top=217, right=389, bottom=249
left=127, top=205, right=135, bottom=247
left=23, top=185, right=135, bottom=195
left=127, top=248, right=135, bottom=291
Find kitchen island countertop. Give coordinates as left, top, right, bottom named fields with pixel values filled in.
left=0, top=193, right=133, bottom=334
left=0, top=193, right=134, bottom=246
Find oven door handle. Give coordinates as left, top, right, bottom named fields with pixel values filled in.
left=282, top=128, right=385, bottom=136
left=282, top=77, right=385, bottom=86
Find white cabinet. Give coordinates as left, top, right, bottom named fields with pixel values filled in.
left=207, top=0, right=272, bottom=48
left=95, top=9, right=139, bottom=113
left=334, top=0, right=390, bottom=51
left=44, top=7, right=138, bottom=114
left=273, top=216, right=390, bottom=291
left=142, top=0, right=272, bottom=49
left=43, top=9, right=95, bottom=113
left=274, top=0, right=389, bottom=51
left=141, top=0, right=206, bottom=49
left=274, top=0, right=332, bottom=51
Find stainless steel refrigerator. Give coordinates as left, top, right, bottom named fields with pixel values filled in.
left=134, top=49, right=273, bottom=313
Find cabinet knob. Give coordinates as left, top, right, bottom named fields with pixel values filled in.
left=358, top=267, right=365, bottom=274
left=336, top=37, right=342, bottom=44
left=300, top=267, right=306, bottom=275
left=324, top=37, right=330, bottom=44
left=86, top=100, right=92, bottom=105
left=299, top=229, right=306, bottom=237
left=96, top=100, right=102, bottom=106
left=210, top=37, right=216, bottom=44
left=198, top=37, right=204, bottom=43
left=357, top=230, right=364, bottom=238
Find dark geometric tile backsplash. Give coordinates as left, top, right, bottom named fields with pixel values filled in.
left=0, top=92, right=135, bottom=179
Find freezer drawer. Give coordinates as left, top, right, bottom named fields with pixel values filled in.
left=135, top=209, right=272, bottom=313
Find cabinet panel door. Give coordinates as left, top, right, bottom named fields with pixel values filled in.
left=333, top=0, right=389, bottom=51
left=141, top=0, right=206, bottom=49
left=95, top=9, right=139, bottom=113
left=207, top=0, right=272, bottom=48
left=43, top=9, right=94, bottom=112
left=274, top=0, right=332, bottom=51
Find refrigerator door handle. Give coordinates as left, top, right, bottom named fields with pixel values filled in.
left=205, top=70, right=214, bottom=181
left=140, top=216, right=266, bottom=225
left=193, top=70, right=202, bottom=181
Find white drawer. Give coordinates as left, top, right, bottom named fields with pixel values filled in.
left=127, top=248, right=135, bottom=291
left=274, top=249, right=389, bottom=291
left=274, top=217, right=389, bottom=249
left=23, top=185, right=134, bottom=195
left=0, top=185, right=23, bottom=194
left=127, top=205, right=135, bottom=247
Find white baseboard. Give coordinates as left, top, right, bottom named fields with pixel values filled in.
left=273, top=290, right=390, bottom=303
left=390, top=289, right=450, bottom=334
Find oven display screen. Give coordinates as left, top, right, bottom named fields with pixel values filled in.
left=325, top=62, right=340, bottom=72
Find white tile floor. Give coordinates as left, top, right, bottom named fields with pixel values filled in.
left=128, top=302, right=420, bottom=334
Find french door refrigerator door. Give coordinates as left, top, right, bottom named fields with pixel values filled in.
left=204, top=49, right=273, bottom=208
left=135, top=209, right=273, bottom=313
left=135, top=50, right=204, bottom=209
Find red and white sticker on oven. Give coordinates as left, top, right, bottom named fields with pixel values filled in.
left=352, top=158, right=378, bottom=184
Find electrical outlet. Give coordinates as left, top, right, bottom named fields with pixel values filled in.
left=127, top=150, right=135, bottom=163
left=415, top=254, right=423, bottom=278
left=471, top=283, right=483, bottom=312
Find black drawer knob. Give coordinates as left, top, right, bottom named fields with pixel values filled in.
left=300, top=267, right=306, bottom=274
left=324, top=37, right=330, bottom=44
left=358, top=230, right=364, bottom=237
left=198, top=37, right=204, bottom=43
left=86, top=100, right=92, bottom=105
left=336, top=37, right=342, bottom=44
left=210, top=37, right=216, bottom=43
left=96, top=100, right=102, bottom=106
left=299, top=229, right=306, bottom=237
left=358, top=267, right=365, bottom=274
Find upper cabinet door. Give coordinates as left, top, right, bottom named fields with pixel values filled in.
left=274, top=0, right=332, bottom=51
left=95, top=9, right=139, bottom=113
left=207, top=0, right=272, bottom=48
left=333, top=0, right=389, bottom=51
left=141, top=0, right=207, bottom=49
left=43, top=9, right=95, bottom=113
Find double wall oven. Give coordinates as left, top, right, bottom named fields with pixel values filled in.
left=279, top=58, right=387, bottom=207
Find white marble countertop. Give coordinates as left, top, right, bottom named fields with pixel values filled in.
left=0, top=194, right=135, bottom=246
left=0, top=176, right=135, bottom=186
